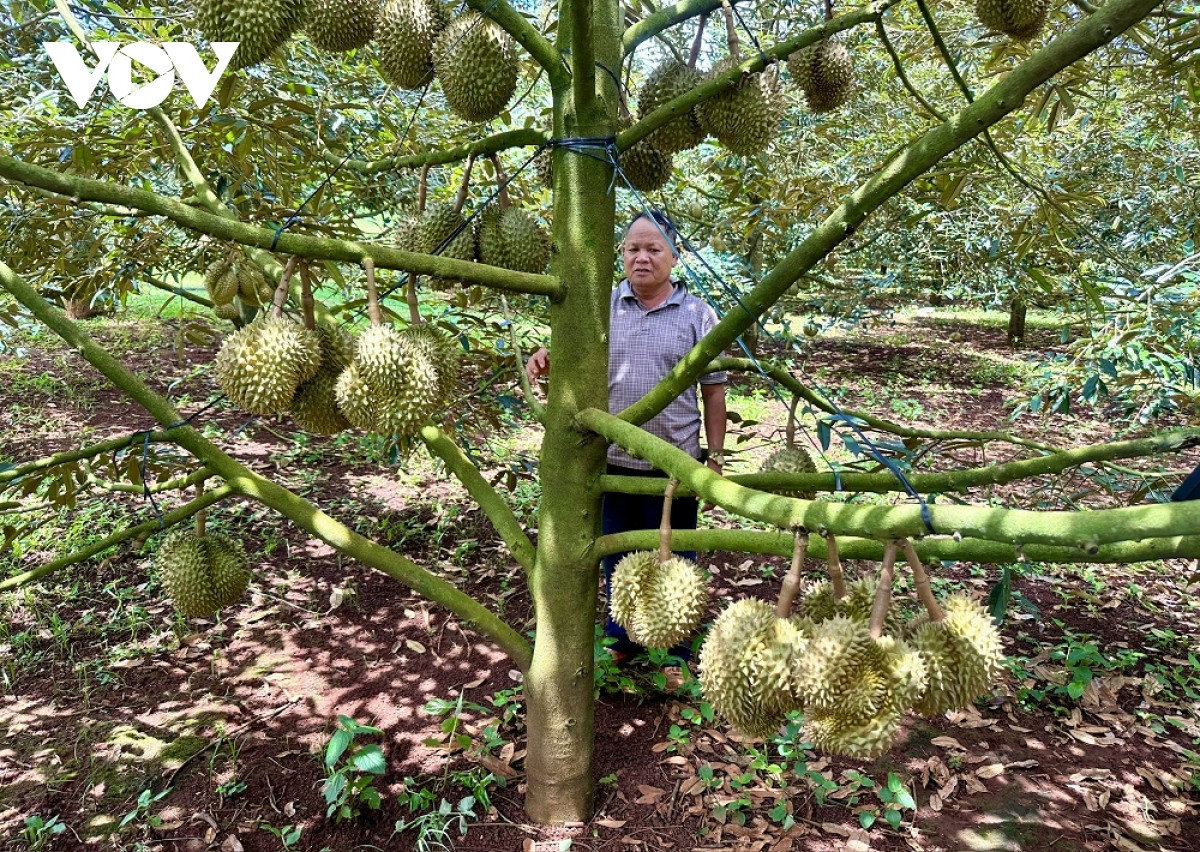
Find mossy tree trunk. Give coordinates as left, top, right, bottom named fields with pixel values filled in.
left=521, top=0, right=622, bottom=823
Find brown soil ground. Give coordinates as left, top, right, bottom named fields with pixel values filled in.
left=2, top=310, right=1199, bottom=852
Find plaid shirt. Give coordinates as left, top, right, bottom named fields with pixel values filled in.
left=608, top=279, right=727, bottom=469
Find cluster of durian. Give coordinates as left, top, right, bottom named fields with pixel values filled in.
left=975, top=0, right=1051, bottom=40
left=156, top=529, right=252, bottom=618
left=397, top=203, right=551, bottom=287
left=335, top=321, right=459, bottom=437
left=609, top=551, right=709, bottom=650
left=699, top=555, right=1004, bottom=760
left=788, top=39, right=855, bottom=113
left=191, top=0, right=519, bottom=122
left=204, top=251, right=273, bottom=321
left=760, top=444, right=818, bottom=500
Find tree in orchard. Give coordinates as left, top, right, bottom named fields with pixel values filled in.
left=3, top=0, right=1199, bottom=826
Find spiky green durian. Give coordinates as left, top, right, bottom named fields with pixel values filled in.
left=395, top=211, right=424, bottom=254
left=375, top=0, right=449, bottom=88
left=975, top=0, right=1050, bottom=40
left=235, top=258, right=272, bottom=307
left=761, top=445, right=816, bottom=499
left=802, top=633, right=927, bottom=760
left=534, top=147, right=554, bottom=189
left=213, top=316, right=321, bottom=415
left=434, top=12, right=518, bottom=122
left=801, top=578, right=900, bottom=633
left=158, top=530, right=221, bottom=617
left=204, top=532, right=252, bottom=608
left=193, top=0, right=306, bottom=70
left=794, top=615, right=888, bottom=724
left=477, top=206, right=551, bottom=274
left=304, top=0, right=377, bottom=51
left=695, top=60, right=782, bottom=155
left=617, top=117, right=674, bottom=192
left=334, top=362, right=379, bottom=431
left=788, top=39, right=854, bottom=113
left=204, top=258, right=239, bottom=306
left=909, top=595, right=1004, bottom=716
left=420, top=203, right=476, bottom=288
left=355, top=324, right=413, bottom=398
left=637, top=60, right=706, bottom=154
left=699, top=599, right=806, bottom=738
left=213, top=301, right=242, bottom=321
left=290, top=326, right=355, bottom=434
left=610, top=554, right=708, bottom=649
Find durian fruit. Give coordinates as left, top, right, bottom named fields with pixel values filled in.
left=304, top=0, right=378, bottom=51
left=213, top=315, right=322, bottom=415
left=157, top=529, right=252, bottom=617
left=477, top=206, right=551, bottom=274
left=534, top=148, right=554, bottom=189
left=205, top=532, right=252, bottom=607
left=908, top=594, right=1004, bottom=716
left=434, top=12, right=518, bottom=122
left=609, top=551, right=709, bottom=649
left=193, top=0, right=306, bottom=70
left=699, top=598, right=808, bottom=738
left=617, top=117, right=674, bottom=192
left=213, top=301, right=242, bottom=321
left=419, top=203, right=476, bottom=288
left=637, top=60, right=706, bottom=154
left=793, top=615, right=888, bottom=723
left=975, top=0, right=1050, bottom=40
left=760, top=444, right=816, bottom=499
left=290, top=325, right=355, bottom=434
left=803, top=634, right=927, bottom=760
left=788, top=39, right=855, bottom=113
left=204, top=256, right=240, bottom=306
left=375, top=0, right=450, bottom=88
left=395, top=211, right=424, bottom=255
left=235, top=257, right=273, bottom=307
left=695, top=60, right=783, bottom=155
left=337, top=323, right=459, bottom=436
left=800, top=578, right=900, bottom=634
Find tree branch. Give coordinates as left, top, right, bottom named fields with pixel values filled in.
left=0, top=432, right=178, bottom=485
left=420, top=425, right=537, bottom=574
left=0, top=155, right=563, bottom=301
left=616, top=0, right=1161, bottom=424
left=623, top=0, right=745, bottom=56
left=576, top=406, right=1200, bottom=549
left=0, top=260, right=535, bottom=672
left=593, top=527, right=1200, bottom=564
left=600, top=426, right=1200, bottom=495
left=0, top=483, right=234, bottom=591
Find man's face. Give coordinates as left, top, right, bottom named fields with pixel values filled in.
left=622, top=217, right=677, bottom=289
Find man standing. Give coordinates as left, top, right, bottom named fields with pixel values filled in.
left=526, top=210, right=727, bottom=660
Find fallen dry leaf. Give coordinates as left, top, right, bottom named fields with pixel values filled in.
left=595, top=818, right=626, bottom=828
left=975, top=763, right=1005, bottom=779
left=634, top=784, right=667, bottom=804
left=220, top=836, right=244, bottom=852
left=930, top=736, right=964, bottom=750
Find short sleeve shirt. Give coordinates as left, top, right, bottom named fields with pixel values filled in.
left=608, top=279, right=727, bottom=469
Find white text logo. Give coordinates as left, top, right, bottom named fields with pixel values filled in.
left=43, top=42, right=239, bottom=109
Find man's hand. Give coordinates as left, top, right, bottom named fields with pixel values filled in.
left=526, top=347, right=550, bottom=384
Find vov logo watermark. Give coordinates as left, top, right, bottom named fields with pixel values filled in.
left=43, top=42, right=239, bottom=109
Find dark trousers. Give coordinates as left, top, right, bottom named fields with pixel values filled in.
left=602, top=463, right=699, bottom=657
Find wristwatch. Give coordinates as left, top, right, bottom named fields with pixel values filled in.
left=708, top=451, right=725, bottom=465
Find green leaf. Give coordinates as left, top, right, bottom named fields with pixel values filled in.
left=352, top=744, right=387, bottom=775
left=325, top=728, right=351, bottom=767
left=859, top=810, right=876, bottom=829
left=885, top=808, right=902, bottom=829
left=896, top=790, right=916, bottom=810
left=987, top=565, right=1011, bottom=626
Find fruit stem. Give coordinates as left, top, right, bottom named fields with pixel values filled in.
left=270, top=256, right=297, bottom=319
left=824, top=532, right=846, bottom=600
left=364, top=258, right=383, bottom=327
left=785, top=391, right=800, bottom=449
left=417, top=164, right=430, bottom=213
left=490, top=154, right=511, bottom=209
left=658, top=479, right=679, bottom=562
left=868, top=539, right=899, bottom=638
left=689, top=13, right=708, bottom=68
left=299, top=265, right=316, bottom=330
left=775, top=529, right=809, bottom=617
left=720, top=0, right=741, bottom=62
left=902, top=538, right=944, bottom=622
left=825, top=0, right=834, bottom=22
left=454, top=153, right=477, bottom=215
left=405, top=273, right=421, bottom=325
left=195, top=508, right=206, bottom=537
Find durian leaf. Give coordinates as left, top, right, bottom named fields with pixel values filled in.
left=986, top=565, right=1011, bottom=626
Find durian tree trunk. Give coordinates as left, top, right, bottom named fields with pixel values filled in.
left=521, top=0, right=622, bottom=823
left=1008, top=295, right=1027, bottom=348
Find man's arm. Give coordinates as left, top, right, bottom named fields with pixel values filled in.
left=701, top=382, right=727, bottom=473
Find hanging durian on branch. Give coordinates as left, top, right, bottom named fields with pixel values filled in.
left=788, top=37, right=855, bottom=113
left=609, top=480, right=710, bottom=650
left=975, top=0, right=1051, bottom=41
left=636, top=15, right=708, bottom=155
left=759, top=392, right=818, bottom=499
left=213, top=257, right=322, bottom=415
left=304, top=0, right=378, bottom=52
left=699, top=530, right=812, bottom=739
left=434, top=11, right=518, bottom=122
left=288, top=266, right=354, bottom=435
left=376, top=0, right=450, bottom=88
left=477, top=155, right=552, bottom=275
left=156, top=503, right=252, bottom=618
left=192, top=0, right=306, bottom=70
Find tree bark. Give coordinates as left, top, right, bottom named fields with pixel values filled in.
left=1008, top=295, right=1027, bottom=348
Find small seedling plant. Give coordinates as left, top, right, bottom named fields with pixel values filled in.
left=321, top=715, right=386, bottom=822
left=21, top=814, right=66, bottom=850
